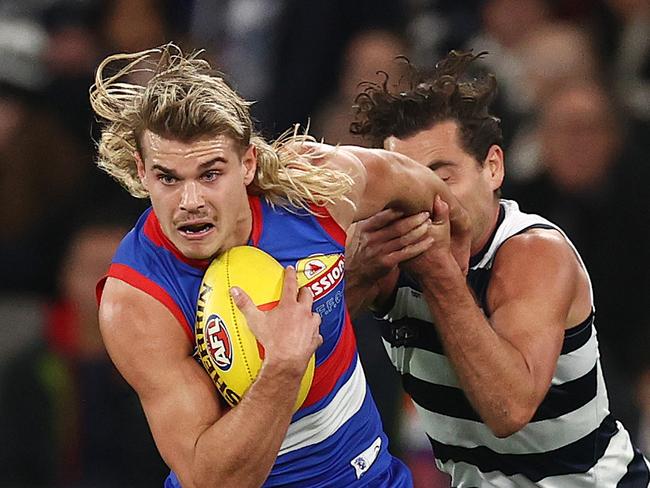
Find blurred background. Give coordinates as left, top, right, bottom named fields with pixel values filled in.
left=0, top=0, right=647, bottom=486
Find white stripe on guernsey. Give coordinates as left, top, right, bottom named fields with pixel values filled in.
left=384, top=287, right=432, bottom=323
left=279, top=358, right=366, bottom=456
left=382, top=339, right=460, bottom=388
left=383, top=325, right=597, bottom=391
left=471, top=200, right=556, bottom=272
left=415, top=385, right=609, bottom=454
left=590, top=422, right=636, bottom=487
left=435, top=421, right=636, bottom=487
left=552, top=326, right=598, bottom=385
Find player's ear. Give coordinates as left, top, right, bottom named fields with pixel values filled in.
left=484, top=145, right=504, bottom=191
left=242, top=144, right=257, bottom=186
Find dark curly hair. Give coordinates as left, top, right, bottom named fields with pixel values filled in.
left=350, top=50, right=502, bottom=164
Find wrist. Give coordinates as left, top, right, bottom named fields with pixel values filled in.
left=260, top=355, right=308, bottom=382
left=414, top=252, right=462, bottom=289
left=348, top=268, right=385, bottom=288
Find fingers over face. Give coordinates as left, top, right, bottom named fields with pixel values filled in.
left=372, top=211, right=430, bottom=243
left=432, top=195, right=450, bottom=224
left=361, top=208, right=405, bottom=232
left=390, top=234, right=435, bottom=264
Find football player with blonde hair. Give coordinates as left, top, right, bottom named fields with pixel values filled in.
left=93, top=43, right=469, bottom=488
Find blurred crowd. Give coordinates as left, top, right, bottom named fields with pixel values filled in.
left=0, top=0, right=647, bottom=487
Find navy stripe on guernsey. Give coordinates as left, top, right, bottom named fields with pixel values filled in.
left=405, top=362, right=597, bottom=423
left=380, top=199, right=650, bottom=487
left=381, top=311, right=594, bottom=358
left=429, top=413, right=618, bottom=481
left=619, top=450, right=650, bottom=487
left=396, top=313, right=597, bottom=424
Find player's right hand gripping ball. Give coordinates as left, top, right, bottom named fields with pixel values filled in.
left=195, top=246, right=315, bottom=410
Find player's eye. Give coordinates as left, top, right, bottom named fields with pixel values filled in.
left=158, top=174, right=177, bottom=185
left=431, top=168, right=451, bottom=182
left=202, top=170, right=220, bottom=182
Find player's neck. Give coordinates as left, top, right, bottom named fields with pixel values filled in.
left=470, top=203, right=501, bottom=257
left=233, top=205, right=254, bottom=247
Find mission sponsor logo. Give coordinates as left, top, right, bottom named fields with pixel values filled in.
left=303, top=258, right=327, bottom=278
left=205, top=313, right=233, bottom=371
left=297, top=254, right=345, bottom=301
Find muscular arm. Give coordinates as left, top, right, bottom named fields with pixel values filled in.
left=408, top=221, right=591, bottom=436
left=100, top=270, right=319, bottom=488
left=303, top=143, right=470, bottom=314
left=321, top=143, right=464, bottom=229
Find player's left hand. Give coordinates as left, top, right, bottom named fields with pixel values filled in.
left=346, top=209, right=434, bottom=285
left=403, top=195, right=467, bottom=278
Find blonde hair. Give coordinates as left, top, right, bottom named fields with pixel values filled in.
left=90, top=43, right=353, bottom=210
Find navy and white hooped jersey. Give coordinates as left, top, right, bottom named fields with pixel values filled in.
left=380, top=199, right=650, bottom=487
left=98, top=195, right=411, bottom=488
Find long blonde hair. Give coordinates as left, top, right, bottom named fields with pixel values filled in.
left=90, top=43, right=353, bottom=210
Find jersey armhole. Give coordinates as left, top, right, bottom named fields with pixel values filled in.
left=97, top=263, right=194, bottom=344
left=309, top=203, right=347, bottom=247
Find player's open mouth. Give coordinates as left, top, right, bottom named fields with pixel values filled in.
left=178, top=223, right=215, bottom=238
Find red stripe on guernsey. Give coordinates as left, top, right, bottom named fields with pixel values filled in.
left=248, top=194, right=263, bottom=246
left=96, top=275, right=108, bottom=306
left=143, top=211, right=210, bottom=270
left=102, top=263, right=194, bottom=344
left=309, top=204, right=347, bottom=247
left=302, top=312, right=356, bottom=408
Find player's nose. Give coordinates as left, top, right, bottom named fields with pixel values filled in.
left=179, top=181, right=205, bottom=212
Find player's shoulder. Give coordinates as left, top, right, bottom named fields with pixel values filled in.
left=498, top=227, right=573, bottom=262
left=99, top=278, right=193, bottom=398
left=99, top=277, right=190, bottom=350
left=491, top=227, right=582, bottom=288
left=100, top=278, right=153, bottom=338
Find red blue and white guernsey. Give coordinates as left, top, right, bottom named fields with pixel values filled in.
left=98, top=195, right=412, bottom=488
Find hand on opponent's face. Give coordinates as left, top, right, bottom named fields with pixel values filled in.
left=346, top=195, right=471, bottom=286
left=346, top=209, right=433, bottom=284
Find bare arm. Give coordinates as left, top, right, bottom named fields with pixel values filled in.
left=99, top=267, right=321, bottom=488
left=316, top=143, right=465, bottom=231
left=403, top=198, right=591, bottom=437
left=303, top=143, right=471, bottom=314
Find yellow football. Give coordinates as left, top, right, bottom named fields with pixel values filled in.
left=195, top=246, right=315, bottom=410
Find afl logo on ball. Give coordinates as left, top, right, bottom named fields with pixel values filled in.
left=205, top=314, right=233, bottom=371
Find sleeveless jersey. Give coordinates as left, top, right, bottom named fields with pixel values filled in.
left=98, top=195, right=411, bottom=488
left=380, top=199, right=650, bottom=487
